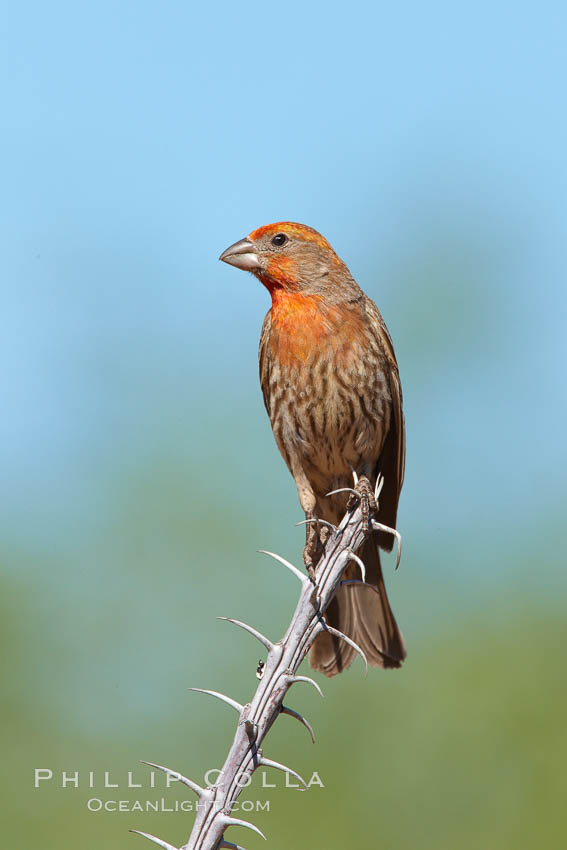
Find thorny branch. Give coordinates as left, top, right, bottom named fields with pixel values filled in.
left=131, top=474, right=401, bottom=850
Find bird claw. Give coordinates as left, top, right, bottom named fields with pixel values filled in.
left=297, top=511, right=339, bottom=576
left=347, top=475, right=377, bottom=533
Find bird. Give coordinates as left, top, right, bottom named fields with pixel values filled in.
left=219, top=222, right=406, bottom=677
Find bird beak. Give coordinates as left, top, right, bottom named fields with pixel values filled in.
left=219, top=237, right=261, bottom=272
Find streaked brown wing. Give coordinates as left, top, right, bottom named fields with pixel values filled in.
left=258, top=309, right=273, bottom=418
left=364, top=297, right=406, bottom=549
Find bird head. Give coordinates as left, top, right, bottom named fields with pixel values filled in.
left=219, top=222, right=358, bottom=299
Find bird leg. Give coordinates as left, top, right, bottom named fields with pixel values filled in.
left=302, top=511, right=323, bottom=579
left=347, top=475, right=377, bottom=533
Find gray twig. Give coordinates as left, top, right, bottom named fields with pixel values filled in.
left=133, top=502, right=374, bottom=850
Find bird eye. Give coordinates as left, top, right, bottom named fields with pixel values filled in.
left=271, top=233, right=288, bottom=247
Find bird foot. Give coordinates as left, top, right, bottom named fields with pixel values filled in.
left=303, top=512, right=324, bottom=580
left=347, top=475, right=377, bottom=533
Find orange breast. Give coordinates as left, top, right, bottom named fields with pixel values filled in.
left=270, top=291, right=363, bottom=368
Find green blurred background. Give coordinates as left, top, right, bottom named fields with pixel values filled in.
left=2, top=2, right=566, bottom=848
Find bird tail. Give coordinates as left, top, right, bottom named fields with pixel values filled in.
left=309, top=534, right=406, bottom=677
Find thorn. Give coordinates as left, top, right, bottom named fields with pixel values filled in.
left=288, top=674, right=324, bottom=698
left=219, top=842, right=247, bottom=850
left=319, top=619, right=368, bottom=676
left=188, top=688, right=243, bottom=714
left=259, top=754, right=308, bottom=788
left=219, top=816, right=266, bottom=840
left=257, top=550, right=307, bottom=584
left=347, top=551, right=366, bottom=583
left=371, top=521, right=402, bottom=569
left=340, top=579, right=381, bottom=597
left=296, top=517, right=337, bottom=533
left=325, top=487, right=359, bottom=498
left=374, top=473, right=385, bottom=501
left=216, top=617, right=274, bottom=651
left=129, top=829, right=179, bottom=850
left=350, top=466, right=359, bottom=486
left=140, top=760, right=208, bottom=798
left=280, top=704, right=316, bottom=744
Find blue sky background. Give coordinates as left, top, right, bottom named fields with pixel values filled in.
left=1, top=3, right=566, bottom=848
left=2, top=1, right=566, bottom=543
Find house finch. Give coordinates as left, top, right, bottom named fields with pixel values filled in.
left=219, top=222, right=406, bottom=677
